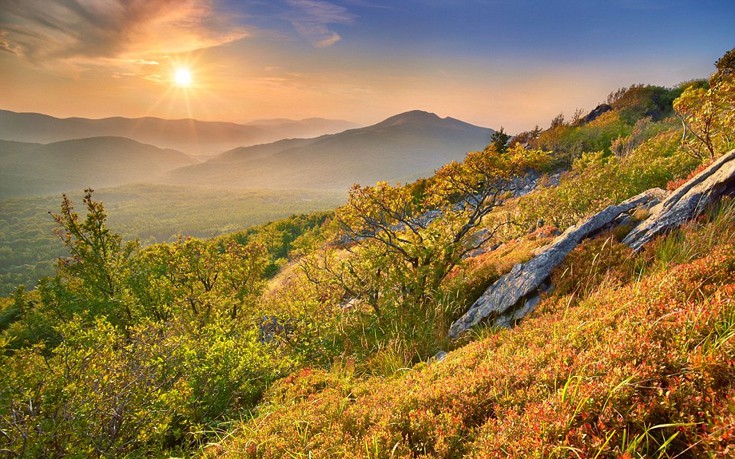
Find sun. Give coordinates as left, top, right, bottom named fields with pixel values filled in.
left=174, top=68, right=192, bottom=87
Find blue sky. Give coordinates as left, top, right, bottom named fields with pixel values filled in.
left=1, top=0, right=733, bottom=132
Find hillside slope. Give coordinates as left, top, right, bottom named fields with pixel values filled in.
left=217, top=203, right=735, bottom=458
left=162, top=110, right=495, bottom=190
left=0, top=136, right=196, bottom=197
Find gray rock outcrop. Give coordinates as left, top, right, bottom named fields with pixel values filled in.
left=623, top=149, right=735, bottom=251
left=449, top=148, right=735, bottom=338
left=582, top=104, right=613, bottom=124
left=448, top=188, right=666, bottom=338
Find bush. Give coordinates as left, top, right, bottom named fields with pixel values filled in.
left=0, top=316, right=297, bottom=456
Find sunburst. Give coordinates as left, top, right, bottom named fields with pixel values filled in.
left=173, top=68, right=193, bottom=87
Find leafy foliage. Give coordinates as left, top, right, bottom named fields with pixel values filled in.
left=490, top=127, right=511, bottom=153
left=503, top=129, right=698, bottom=236
left=0, top=191, right=328, bottom=455
left=674, top=49, right=735, bottom=159
left=0, top=317, right=296, bottom=457
left=299, top=144, right=550, bottom=364
left=49, top=189, right=140, bottom=325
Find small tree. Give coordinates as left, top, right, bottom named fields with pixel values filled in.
left=549, top=113, right=565, bottom=129
left=674, top=48, right=735, bottom=159
left=49, top=189, right=138, bottom=324
left=130, top=236, right=269, bottom=326
left=490, top=127, right=511, bottom=153
left=715, top=47, right=735, bottom=76
left=315, top=144, right=550, bottom=332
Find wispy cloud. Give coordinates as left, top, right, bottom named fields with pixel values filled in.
left=0, top=0, right=250, bottom=64
left=285, top=0, right=355, bottom=48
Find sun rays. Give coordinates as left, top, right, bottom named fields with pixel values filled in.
left=174, top=68, right=193, bottom=88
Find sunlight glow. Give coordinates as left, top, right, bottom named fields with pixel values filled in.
left=174, top=68, right=192, bottom=87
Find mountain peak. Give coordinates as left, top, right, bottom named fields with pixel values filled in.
left=370, top=110, right=491, bottom=132
left=374, top=110, right=442, bottom=127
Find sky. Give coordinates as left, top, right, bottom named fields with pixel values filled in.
left=1, top=0, right=734, bottom=133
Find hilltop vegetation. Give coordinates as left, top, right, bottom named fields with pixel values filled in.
left=219, top=202, right=735, bottom=458
left=0, top=49, right=733, bottom=458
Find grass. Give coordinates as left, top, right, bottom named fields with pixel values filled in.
left=207, top=199, right=735, bottom=458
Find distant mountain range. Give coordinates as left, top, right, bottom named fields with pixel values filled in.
left=0, top=109, right=495, bottom=198
left=0, top=137, right=195, bottom=197
left=162, top=110, right=495, bottom=190
left=0, top=110, right=359, bottom=157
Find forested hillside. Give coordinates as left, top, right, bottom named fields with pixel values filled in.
left=0, top=136, right=196, bottom=198
left=0, top=186, right=345, bottom=296
left=0, top=49, right=733, bottom=458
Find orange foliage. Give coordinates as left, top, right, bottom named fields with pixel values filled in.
left=216, top=235, right=735, bottom=458
left=666, top=159, right=713, bottom=191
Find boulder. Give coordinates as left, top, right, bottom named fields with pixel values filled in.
left=583, top=104, right=612, bottom=124
left=258, top=315, right=291, bottom=343
left=448, top=149, right=735, bottom=338
left=623, top=149, right=735, bottom=251
left=448, top=188, right=666, bottom=338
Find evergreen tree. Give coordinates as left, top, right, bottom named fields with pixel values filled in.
left=490, top=127, right=511, bottom=153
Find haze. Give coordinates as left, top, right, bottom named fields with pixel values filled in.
left=2, top=0, right=733, bottom=133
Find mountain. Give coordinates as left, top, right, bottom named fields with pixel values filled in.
left=0, top=110, right=358, bottom=157
left=0, top=136, right=196, bottom=197
left=162, top=110, right=495, bottom=190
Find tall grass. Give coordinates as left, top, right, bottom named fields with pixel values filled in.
left=647, top=197, right=735, bottom=269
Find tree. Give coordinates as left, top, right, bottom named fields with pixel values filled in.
left=317, top=144, right=550, bottom=327
left=128, top=236, right=269, bottom=325
left=715, top=47, right=735, bottom=76
left=219, top=240, right=269, bottom=320
left=550, top=113, right=565, bottom=129
left=49, top=189, right=138, bottom=324
left=509, top=126, right=542, bottom=149
left=490, top=127, right=511, bottom=153
left=674, top=48, right=735, bottom=159
left=571, top=108, right=585, bottom=125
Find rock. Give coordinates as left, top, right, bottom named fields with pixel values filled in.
left=623, top=149, right=735, bottom=251
left=340, top=297, right=359, bottom=311
left=258, top=315, right=290, bottom=343
left=583, top=104, right=612, bottom=124
left=432, top=351, right=447, bottom=363
left=448, top=188, right=666, bottom=338
left=448, top=149, right=735, bottom=338
left=493, top=292, right=542, bottom=329
left=511, top=170, right=563, bottom=198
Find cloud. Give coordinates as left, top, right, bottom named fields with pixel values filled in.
left=285, top=0, right=355, bottom=48
left=0, top=31, right=20, bottom=55
left=0, top=0, right=250, bottom=64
